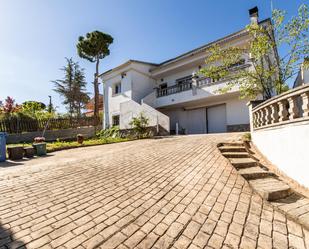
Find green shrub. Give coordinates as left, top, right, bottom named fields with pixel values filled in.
left=129, top=113, right=149, bottom=138
left=96, top=126, right=120, bottom=139
left=242, top=132, right=251, bottom=141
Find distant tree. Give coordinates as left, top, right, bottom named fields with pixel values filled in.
left=72, top=62, right=90, bottom=117
left=53, top=58, right=90, bottom=117
left=77, top=31, right=113, bottom=119
left=21, top=101, right=46, bottom=115
left=199, top=4, right=309, bottom=100
left=20, top=101, right=56, bottom=119
left=3, top=97, right=19, bottom=115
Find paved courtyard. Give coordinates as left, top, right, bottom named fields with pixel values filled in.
left=0, top=134, right=308, bottom=249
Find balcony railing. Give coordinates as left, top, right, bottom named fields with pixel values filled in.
left=156, top=64, right=250, bottom=98
left=252, top=84, right=309, bottom=130
left=156, top=77, right=227, bottom=97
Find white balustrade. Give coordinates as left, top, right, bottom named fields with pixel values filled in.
left=252, top=84, right=309, bottom=130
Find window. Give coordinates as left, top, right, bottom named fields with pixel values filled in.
left=112, top=115, right=120, bottom=126
left=176, top=75, right=192, bottom=85
left=113, top=82, right=121, bottom=95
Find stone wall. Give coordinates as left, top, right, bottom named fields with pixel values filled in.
left=119, top=125, right=169, bottom=138
left=227, top=124, right=250, bottom=132
left=6, top=126, right=101, bottom=144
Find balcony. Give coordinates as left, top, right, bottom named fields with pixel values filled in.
left=156, top=63, right=250, bottom=98
left=157, top=77, right=226, bottom=98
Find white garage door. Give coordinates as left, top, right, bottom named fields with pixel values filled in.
left=207, top=104, right=227, bottom=133
left=186, top=108, right=207, bottom=134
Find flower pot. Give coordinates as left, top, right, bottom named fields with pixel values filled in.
left=34, top=137, right=45, bottom=143
left=77, top=134, right=84, bottom=144
left=33, top=143, right=47, bottom=156
left=24, top=147, right=35, bottom=158
left=7, top=146, right=24, bottom=160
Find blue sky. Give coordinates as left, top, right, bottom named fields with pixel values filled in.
left=0, top=0, right=306, bottom=112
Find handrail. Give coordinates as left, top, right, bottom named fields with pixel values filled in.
left=252, top=84, right=309, bottom=113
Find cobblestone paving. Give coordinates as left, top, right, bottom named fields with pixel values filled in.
left=0, top=134, right=309, bottom=249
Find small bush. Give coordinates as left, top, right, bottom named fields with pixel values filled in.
left=242, top=132, right=251, bottom=141
left=129, top=113, right=149, bottom=138
left=96, top=126, right=120, bottom=139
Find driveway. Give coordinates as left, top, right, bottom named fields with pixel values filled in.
left=0, top=134, right=308, bottom=249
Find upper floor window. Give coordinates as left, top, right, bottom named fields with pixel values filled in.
left=113, top=82, right=121, bottom=95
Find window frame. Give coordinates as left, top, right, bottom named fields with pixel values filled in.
left=112, top=115, right=120, bottom=127
left=113, top=82, right=122, bottom=96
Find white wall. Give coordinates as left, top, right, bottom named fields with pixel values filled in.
left=120, top=100, right=169, bottom=133
left=252, top=121, right=309, bottom=187
left=103, top=71, right=132, bottom=128
left=226, top=98, right=249, bottom=125
left=131, top=70, right=156, bottom=103
left=102, top=62, right=155, bottom=128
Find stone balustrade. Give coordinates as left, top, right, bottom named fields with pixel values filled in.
left=252, top=84, right=309, bottom=130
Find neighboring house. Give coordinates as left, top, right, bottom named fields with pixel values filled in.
left=293, top=60, right=309, bottom=88
left=101, top=7, right=272, bottom=134
left=85, top=94, right=104, bottom=117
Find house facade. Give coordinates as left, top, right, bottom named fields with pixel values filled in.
left=101, top=7, right=270, bottom=134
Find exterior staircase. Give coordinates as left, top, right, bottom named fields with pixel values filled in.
left=218, top=143, right=291, bottom=201
left=218, top=142, right=309, bottom=229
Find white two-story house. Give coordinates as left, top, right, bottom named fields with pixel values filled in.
left=101, top=7, right=270, bottom=135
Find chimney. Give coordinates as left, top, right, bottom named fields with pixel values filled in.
left=249, top=6, right=259, bottom=24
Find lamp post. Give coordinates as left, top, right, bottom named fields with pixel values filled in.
left=48, top=95, right=52, bottom=113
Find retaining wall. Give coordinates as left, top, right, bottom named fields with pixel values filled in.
left=6, top=126, right=101, bottom=144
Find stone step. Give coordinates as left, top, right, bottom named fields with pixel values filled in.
left=219, top=146, right=247, bottom=153
left=222, top=152, right=250, bottom=158
left=249, top=177, right=291, bottom=201
left=237, top=167, right=275, bottom=180
left=229, top=158, right=257, bottom=169
left=220, top=142, right=244, bottom=147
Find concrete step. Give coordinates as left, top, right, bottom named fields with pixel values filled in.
left=249, top=177, right=291, bottom=201
left=229, top=158, right=257, bottom=169
left=220, top=142, right=244, bottom=147
left=222, top=152, right=250, bottom=158
left=219, top=146, right=247, bottom=153
left=237, top=167, right=275, bottom=180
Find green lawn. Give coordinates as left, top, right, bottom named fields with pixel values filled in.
left=7, top=137, right=132, bottom=153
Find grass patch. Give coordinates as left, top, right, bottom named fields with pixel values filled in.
left=7, top=137, right=133, bottom=153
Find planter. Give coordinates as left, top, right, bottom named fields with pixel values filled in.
left=7, top=146, right=24, bottom=160
left=0, top=132, right=7, bottom=162
left=77, top=134, right=84, bottom=144
left=34, top=137, right=45, bottom=143
left=33, top=143, right=47, bottom=156
left=24, top=147, right=35, bottom=158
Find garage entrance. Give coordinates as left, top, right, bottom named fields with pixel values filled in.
left=185, top=104, right=227, bottom=134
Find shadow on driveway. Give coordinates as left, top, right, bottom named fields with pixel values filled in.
left=0, top=222, right=25, bottom=248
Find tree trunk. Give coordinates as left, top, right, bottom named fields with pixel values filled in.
left=94, top=58, right=100, bottom=123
